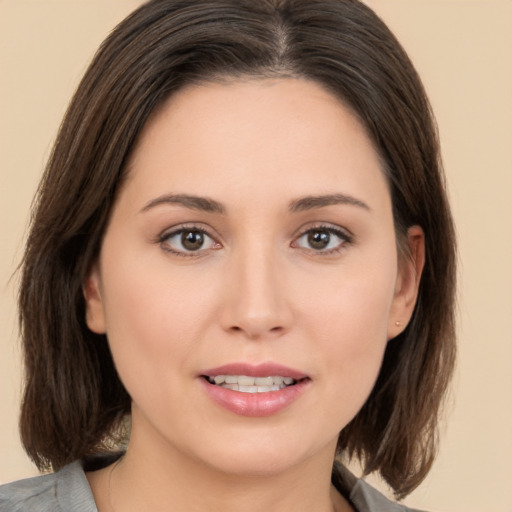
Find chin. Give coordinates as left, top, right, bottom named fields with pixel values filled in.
left=206, top=452, right=305, bottom=478
left=189, top=428, right=334, bottom=479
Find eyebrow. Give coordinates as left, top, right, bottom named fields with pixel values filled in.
left=288, top=194, right=370, bottom=212
left=140, top=192, right=370, bottom=215
left=140, top=194, right=226, bottom=214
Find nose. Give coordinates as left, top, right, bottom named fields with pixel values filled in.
left=220, top=247, right=293, bottom=340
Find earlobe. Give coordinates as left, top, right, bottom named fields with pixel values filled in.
left=388, top=225, right=425, bottom=339
left=83, top=264, right=107, bottom=334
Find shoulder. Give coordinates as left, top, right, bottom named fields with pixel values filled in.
left=0, top=462, right=97, bottom=512
left=333, top=464, right=427, bottom=512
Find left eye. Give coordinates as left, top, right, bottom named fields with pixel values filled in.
left=161, top=228, right=218, bottom=254
left=293, top=227, right=349, bottom=252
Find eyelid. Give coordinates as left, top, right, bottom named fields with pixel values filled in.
left=292, top=221, right=353, bottom=240
left=157, top=223, right=222, bottom=257
left=155, top=221, right=353, bottom=257
left=291, top=223, right=353, bottom=254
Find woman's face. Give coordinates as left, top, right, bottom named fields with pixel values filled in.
left=85, top=78, right=421, bottom=476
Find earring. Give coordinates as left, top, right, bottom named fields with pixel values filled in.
left=395, top=321, right=401, bottom=326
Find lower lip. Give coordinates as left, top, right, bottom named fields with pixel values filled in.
left=200, top=378, right=310, bottom=417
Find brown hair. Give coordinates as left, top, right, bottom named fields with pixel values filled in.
left=19, top=0, right=456, bottom=498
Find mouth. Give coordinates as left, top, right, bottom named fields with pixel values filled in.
left=202, top=374, right=302, bottom=393
left=199, top=363, right=310, bottom=416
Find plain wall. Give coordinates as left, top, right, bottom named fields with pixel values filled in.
left=1, top=1, right=511, bottom=511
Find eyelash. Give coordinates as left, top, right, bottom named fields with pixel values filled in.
left=157, top=224, right=353, bottom=257
left=291, top=224, right=353, bottom=256
left=158, top=224, right=220, bottom=257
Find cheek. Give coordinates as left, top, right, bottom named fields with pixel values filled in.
left=98, top=251, right=219, bottom=394
left=318, top=282, right=391, bottom=376
left=300, top=253, right=397, bottom=408
left=303, top=251, right=397, bottom=344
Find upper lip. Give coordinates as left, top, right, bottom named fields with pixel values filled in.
left=200, top=362, right=308, bottom=380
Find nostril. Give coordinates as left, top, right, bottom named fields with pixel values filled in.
left=227, top=323, right=285, bottom=339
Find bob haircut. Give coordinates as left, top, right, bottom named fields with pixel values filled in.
left=19, top=0, right=456, bottom=499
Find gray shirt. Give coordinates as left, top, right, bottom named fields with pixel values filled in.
left=0, top=460, right=425, bottom=512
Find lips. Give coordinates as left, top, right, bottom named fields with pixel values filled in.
left=201, top=362, right=308, bottom=380
left=199, top=363, right=310, bottom=417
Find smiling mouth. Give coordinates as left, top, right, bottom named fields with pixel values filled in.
left=203, top=375, right=302, bottom=393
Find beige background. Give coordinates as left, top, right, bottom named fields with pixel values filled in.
left=1, top=1, right=511, bottom=511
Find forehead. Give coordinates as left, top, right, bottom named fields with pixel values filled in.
left=122, top=78, right=390, bottom=213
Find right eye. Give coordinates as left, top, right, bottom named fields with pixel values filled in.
left=160, top=227, right=220, bottom=256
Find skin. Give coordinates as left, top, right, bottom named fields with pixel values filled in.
left=84, top=78, right=424, bottom=512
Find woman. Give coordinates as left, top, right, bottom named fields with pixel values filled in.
left=0, top=0, right=456, bottom=511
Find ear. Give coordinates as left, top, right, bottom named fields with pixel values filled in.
left=83, top=263, right=107, bottom=334
left=388, top=225, right=425, bottom=339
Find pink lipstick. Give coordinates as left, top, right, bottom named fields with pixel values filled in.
left=199, top=362, right=310, bottom=417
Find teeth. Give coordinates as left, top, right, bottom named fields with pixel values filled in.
left=255, top=376, right=274, bottom=386
left=238, top=385, right=258, bottom=393
left=238, top=375, right=255, bottom=386
left=259, top=385, right=281, bottom=392
left=222, top=384, right=283, bottom=393
left=207, top=375, right=297, bottom=393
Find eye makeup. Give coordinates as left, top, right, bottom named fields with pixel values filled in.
left=157, top=223, right=221, bottom=257
left=291, top=223, right=354, bottom=256
left=155, top=220, right=354, bottom=259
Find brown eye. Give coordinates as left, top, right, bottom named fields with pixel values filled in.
left=307, top=230, right=331, bottom=250
left=293, top=226, right=351, bottom=253
left=161, top=227, right=218, bottom=256
left=182, top=230, right=205, bottom=251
